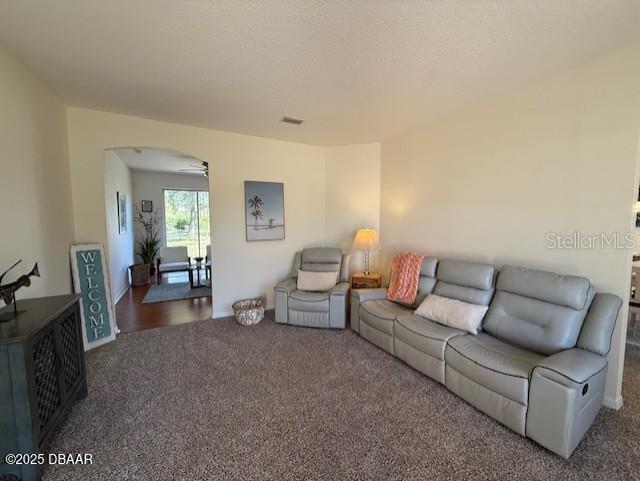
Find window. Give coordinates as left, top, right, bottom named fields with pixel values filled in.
left=163, top=189, right=210, bottom=259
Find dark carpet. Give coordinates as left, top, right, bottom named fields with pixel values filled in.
left=43, top=312, right=640, bottom=480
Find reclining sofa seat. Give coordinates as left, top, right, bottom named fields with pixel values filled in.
left=274, top=247, right=351, bottom=329
left=350, top=260, right=622, bottom=458
left=395, top=259, right=496, bottom=384
left=350, top=257, right=439, bottom=354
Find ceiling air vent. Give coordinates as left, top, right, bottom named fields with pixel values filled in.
left=281, top=116, right=304, bottom=125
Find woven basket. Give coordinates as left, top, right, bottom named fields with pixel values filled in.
left=232, top=297, right=265, bottom=326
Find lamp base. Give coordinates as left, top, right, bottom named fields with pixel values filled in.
left=363, top=250, right=371, bottom=276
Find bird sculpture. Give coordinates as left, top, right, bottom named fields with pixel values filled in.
left=0, top=260, right=40, bottom=318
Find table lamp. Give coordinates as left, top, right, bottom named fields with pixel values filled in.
left=352, top=228, right=381, bottom=275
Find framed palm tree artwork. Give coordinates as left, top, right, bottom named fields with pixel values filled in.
left=244, top=181, right=285, bottom=241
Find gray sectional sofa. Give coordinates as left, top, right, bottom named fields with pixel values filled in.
left=351, top=257, right=622, bottom=458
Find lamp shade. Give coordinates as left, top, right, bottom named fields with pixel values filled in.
left=352, top=229, right=381, bottom=251
left=633, top=201, right=640, bottom=213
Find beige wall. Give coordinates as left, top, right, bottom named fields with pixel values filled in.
left=104, top=151, right=134, bottom=302
left=5, top=35, right=636, bottom=409
left=325, top=143, right=381, bottom=272
left=0, top=44, right=74, bottom=299
left=66, top=108, right=329, bottom=316
left=380, top=43, right=640, bottom=408
left=67, top=108, right=382, bottom=317
left=130, top=168, right=209, bottom=251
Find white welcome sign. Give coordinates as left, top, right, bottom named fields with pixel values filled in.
left=70, top=244, right=118, bottom=350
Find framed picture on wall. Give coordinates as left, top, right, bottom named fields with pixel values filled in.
left=117, top=192, right=127, bottom=234
left=244, top=181, right=285, bottom=241
left=141, top=200, right=153, bottom=212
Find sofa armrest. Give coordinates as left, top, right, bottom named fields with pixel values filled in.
left=577, top=292, right=622, bottom=356
left=534, top=348, right=607, bottom=386
left=526, top=348, right=608, bottom=458
left=330, top=282, right=350, bottom=296
left=351, top=287, right=388, bottom=302
left=350, top=288, right=388, bottom=333
left=274, top=277, right=296, bottom=324
left=274, top=277, right=297, bottom=295
left=329, top=282, right=350, bottom=329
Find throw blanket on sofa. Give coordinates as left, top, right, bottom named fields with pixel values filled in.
left=387, top=253, right=425, bottom=304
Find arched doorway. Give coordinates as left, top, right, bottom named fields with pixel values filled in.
left=103, top=147, right=212, bottom=332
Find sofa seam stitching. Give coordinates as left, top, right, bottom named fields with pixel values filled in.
left=530, top=362, right=608, bottom=386
left=360, top=303, right=406, bottom=321
left=446, top=344, right=529, bottom=380
left=396, top=320, right=464, bottom=343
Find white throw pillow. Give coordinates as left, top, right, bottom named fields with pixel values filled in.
left=297, top=269, right=338, bottom=292
left=414, top=294, right=488, bottom=335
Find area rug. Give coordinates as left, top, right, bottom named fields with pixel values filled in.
left=42, top=313, right=640, bottom=481
left=141, top=282, right=211, bottom=304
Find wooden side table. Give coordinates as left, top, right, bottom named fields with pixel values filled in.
left=351, top=272, right=381, bottom=289
left=191, top=257, right=206, bottom=288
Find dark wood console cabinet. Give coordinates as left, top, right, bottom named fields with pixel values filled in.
left=0, top=295, right=87, bottom=481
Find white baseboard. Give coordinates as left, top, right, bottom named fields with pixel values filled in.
left=212, top=304, right=274, bottom=319
left=603, top=395, right=623, bottom=410
left=113, top=285, right=129, bottom=304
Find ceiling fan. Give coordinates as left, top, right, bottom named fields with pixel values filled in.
left=179, top=161, right=209, bottom=177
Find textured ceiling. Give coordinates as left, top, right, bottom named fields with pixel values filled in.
left=112, top=148, right=206, bottom=176
left=0, top=1, right=638, bottom=145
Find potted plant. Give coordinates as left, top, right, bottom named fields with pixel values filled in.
left=133, top=206, right=161, bottom=285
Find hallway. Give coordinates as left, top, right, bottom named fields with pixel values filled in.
left=115, top=271, right=212, bottom=333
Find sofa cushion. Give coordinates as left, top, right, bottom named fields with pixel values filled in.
left=296, top=269, right=337, bottom=291
left=395, top=314, right=467, bottom=361
left=360, top=299, right=411, bottom=334
left=433, top=259, right=496, bottom=306
left=289, top=290, right=330, bottom=312
left=160, top=246, right=188, bottom=263
left=290, top=248, right=350, bottom=284
left=300, top=247, right=342, bottom=272
left=445, top=333, right=544, bottom=405
left=414, top=294, right=488, bottom=334
left=158, top=261, right=190, bottom=272
left=484, top=266, right=595, bottom=355
left=496, top=265, right=591, bottom=310
left=437, top=259, right=496, bottom=290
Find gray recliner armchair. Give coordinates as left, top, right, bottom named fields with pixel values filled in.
left=274, top=247, right=351, bottom=329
